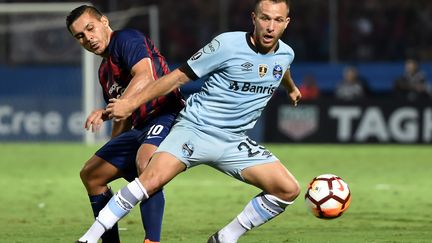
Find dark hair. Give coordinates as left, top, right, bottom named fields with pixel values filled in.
left=66, top=5, right=103, bottom=32
left=254, top=0, right=291, bottom=12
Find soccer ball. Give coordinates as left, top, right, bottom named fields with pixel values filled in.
left=304, top=174, right=351, bottom=219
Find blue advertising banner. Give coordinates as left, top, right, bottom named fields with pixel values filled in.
left=0, top=97, right=83, bottom=141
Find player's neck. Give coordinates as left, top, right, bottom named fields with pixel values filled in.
left=100, top=30, right=113, bottom=58
left=250, top=33, right=276, bottom=54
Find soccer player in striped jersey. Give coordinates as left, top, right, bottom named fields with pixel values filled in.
left=67, top=5, right=184, bottom=243
left=76, top=0, right=301, bottom=242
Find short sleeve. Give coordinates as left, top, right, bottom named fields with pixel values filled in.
left=186, top=34, right=231, bottom=78
left=110, top=30, right=150, bottom=70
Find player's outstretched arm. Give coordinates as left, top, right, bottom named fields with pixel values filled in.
left=281, top=69, right=301, bottom=106
left=106, top=68, right=190, bottom=120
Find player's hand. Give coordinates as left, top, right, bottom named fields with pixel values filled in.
left=106, top=98, right=134, bottom=121
left=288, top=86, right=301, bottom=106
left=84, top=109, right=107, bottom=132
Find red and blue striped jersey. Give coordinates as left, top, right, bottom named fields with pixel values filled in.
left=98, top=29, right=184, bottom=127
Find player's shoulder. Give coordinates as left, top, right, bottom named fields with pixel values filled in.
left=276, top=39, right=295, bottom=62
left=111, top=29, right=144, bottom=43
left=277, top=39, right=294, bottom=55
left=213, top=31, right=246, bottom=44
left=214, top=31, right=246, bottom=39
left=276, top=40, right=294, bottom=58
left=211, top=31, right=247, bottom=51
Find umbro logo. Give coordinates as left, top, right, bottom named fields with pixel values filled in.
left=241, top=62, right=253, bottom=71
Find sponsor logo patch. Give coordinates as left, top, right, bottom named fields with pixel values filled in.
left=258, top=64, right=268, bottom=78
left=229, top=81, right=240, bottom=91
left=203, top=39, right=220, bottom=54
left=190, top=51, right=202, bottom=60
left=108, top=82, right=125, bottom=96
left=228, top=81, right=275, bottom=94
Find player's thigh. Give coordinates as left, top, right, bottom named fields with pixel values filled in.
left=95, top=129, right=142, bottom=181
left=241, top=161, right=300, bottom=201
left=155, top=122, right=223, bottom=168
left=81, top=155, right=122, bottom=179
left=136, top=143, right=157, bottom=173
left=138, top=151, right=186, bottom=195
left=135, top=112, right=178, bottom=173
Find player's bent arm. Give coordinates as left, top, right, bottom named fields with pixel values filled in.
left=121, top=58, right=155, bottom=100
left=281, top=69, right=296, bottom=92
left=107, top=67, right=191, bottom=120
left=129, top=67, right=190, bottom=108
left=281, top=69, right=301, bottom=106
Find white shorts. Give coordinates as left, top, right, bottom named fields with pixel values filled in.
left=156, top=119, right=279, bottom=181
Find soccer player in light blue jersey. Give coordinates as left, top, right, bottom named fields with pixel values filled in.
left=76, top=1, right=301, bottom=242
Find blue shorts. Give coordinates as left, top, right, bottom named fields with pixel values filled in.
left=156, top=119, right=278, bottom=181
left=95, top=112, right=177, bottom=182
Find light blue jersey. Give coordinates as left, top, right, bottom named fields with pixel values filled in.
left=157, top=32, right=294, bottom=177
left=181, top=31, right=295, bottom=134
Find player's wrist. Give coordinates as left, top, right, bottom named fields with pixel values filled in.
left=101, top=109, right=111, bottom=121
left=286, top=85, right=298, bottom=93
left=127, top=97, right=140, bottom=112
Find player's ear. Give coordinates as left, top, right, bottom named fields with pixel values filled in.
left=251, top=12, right=256, bottom=25
left=285, top=17, right=291, bottom=28
left=101, top=15, right=109, bottom=27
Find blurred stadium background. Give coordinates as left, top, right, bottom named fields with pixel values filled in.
left=0, top=0, right=431, bottom=144
left=1, top=1, right=431, bottom=243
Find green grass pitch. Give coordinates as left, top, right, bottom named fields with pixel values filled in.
left=0, top=143, right=431, bottom=242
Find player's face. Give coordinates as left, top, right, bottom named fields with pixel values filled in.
left=252, top=0, right=290, bottom=53
left=69, top=12, right=111, bottom=56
